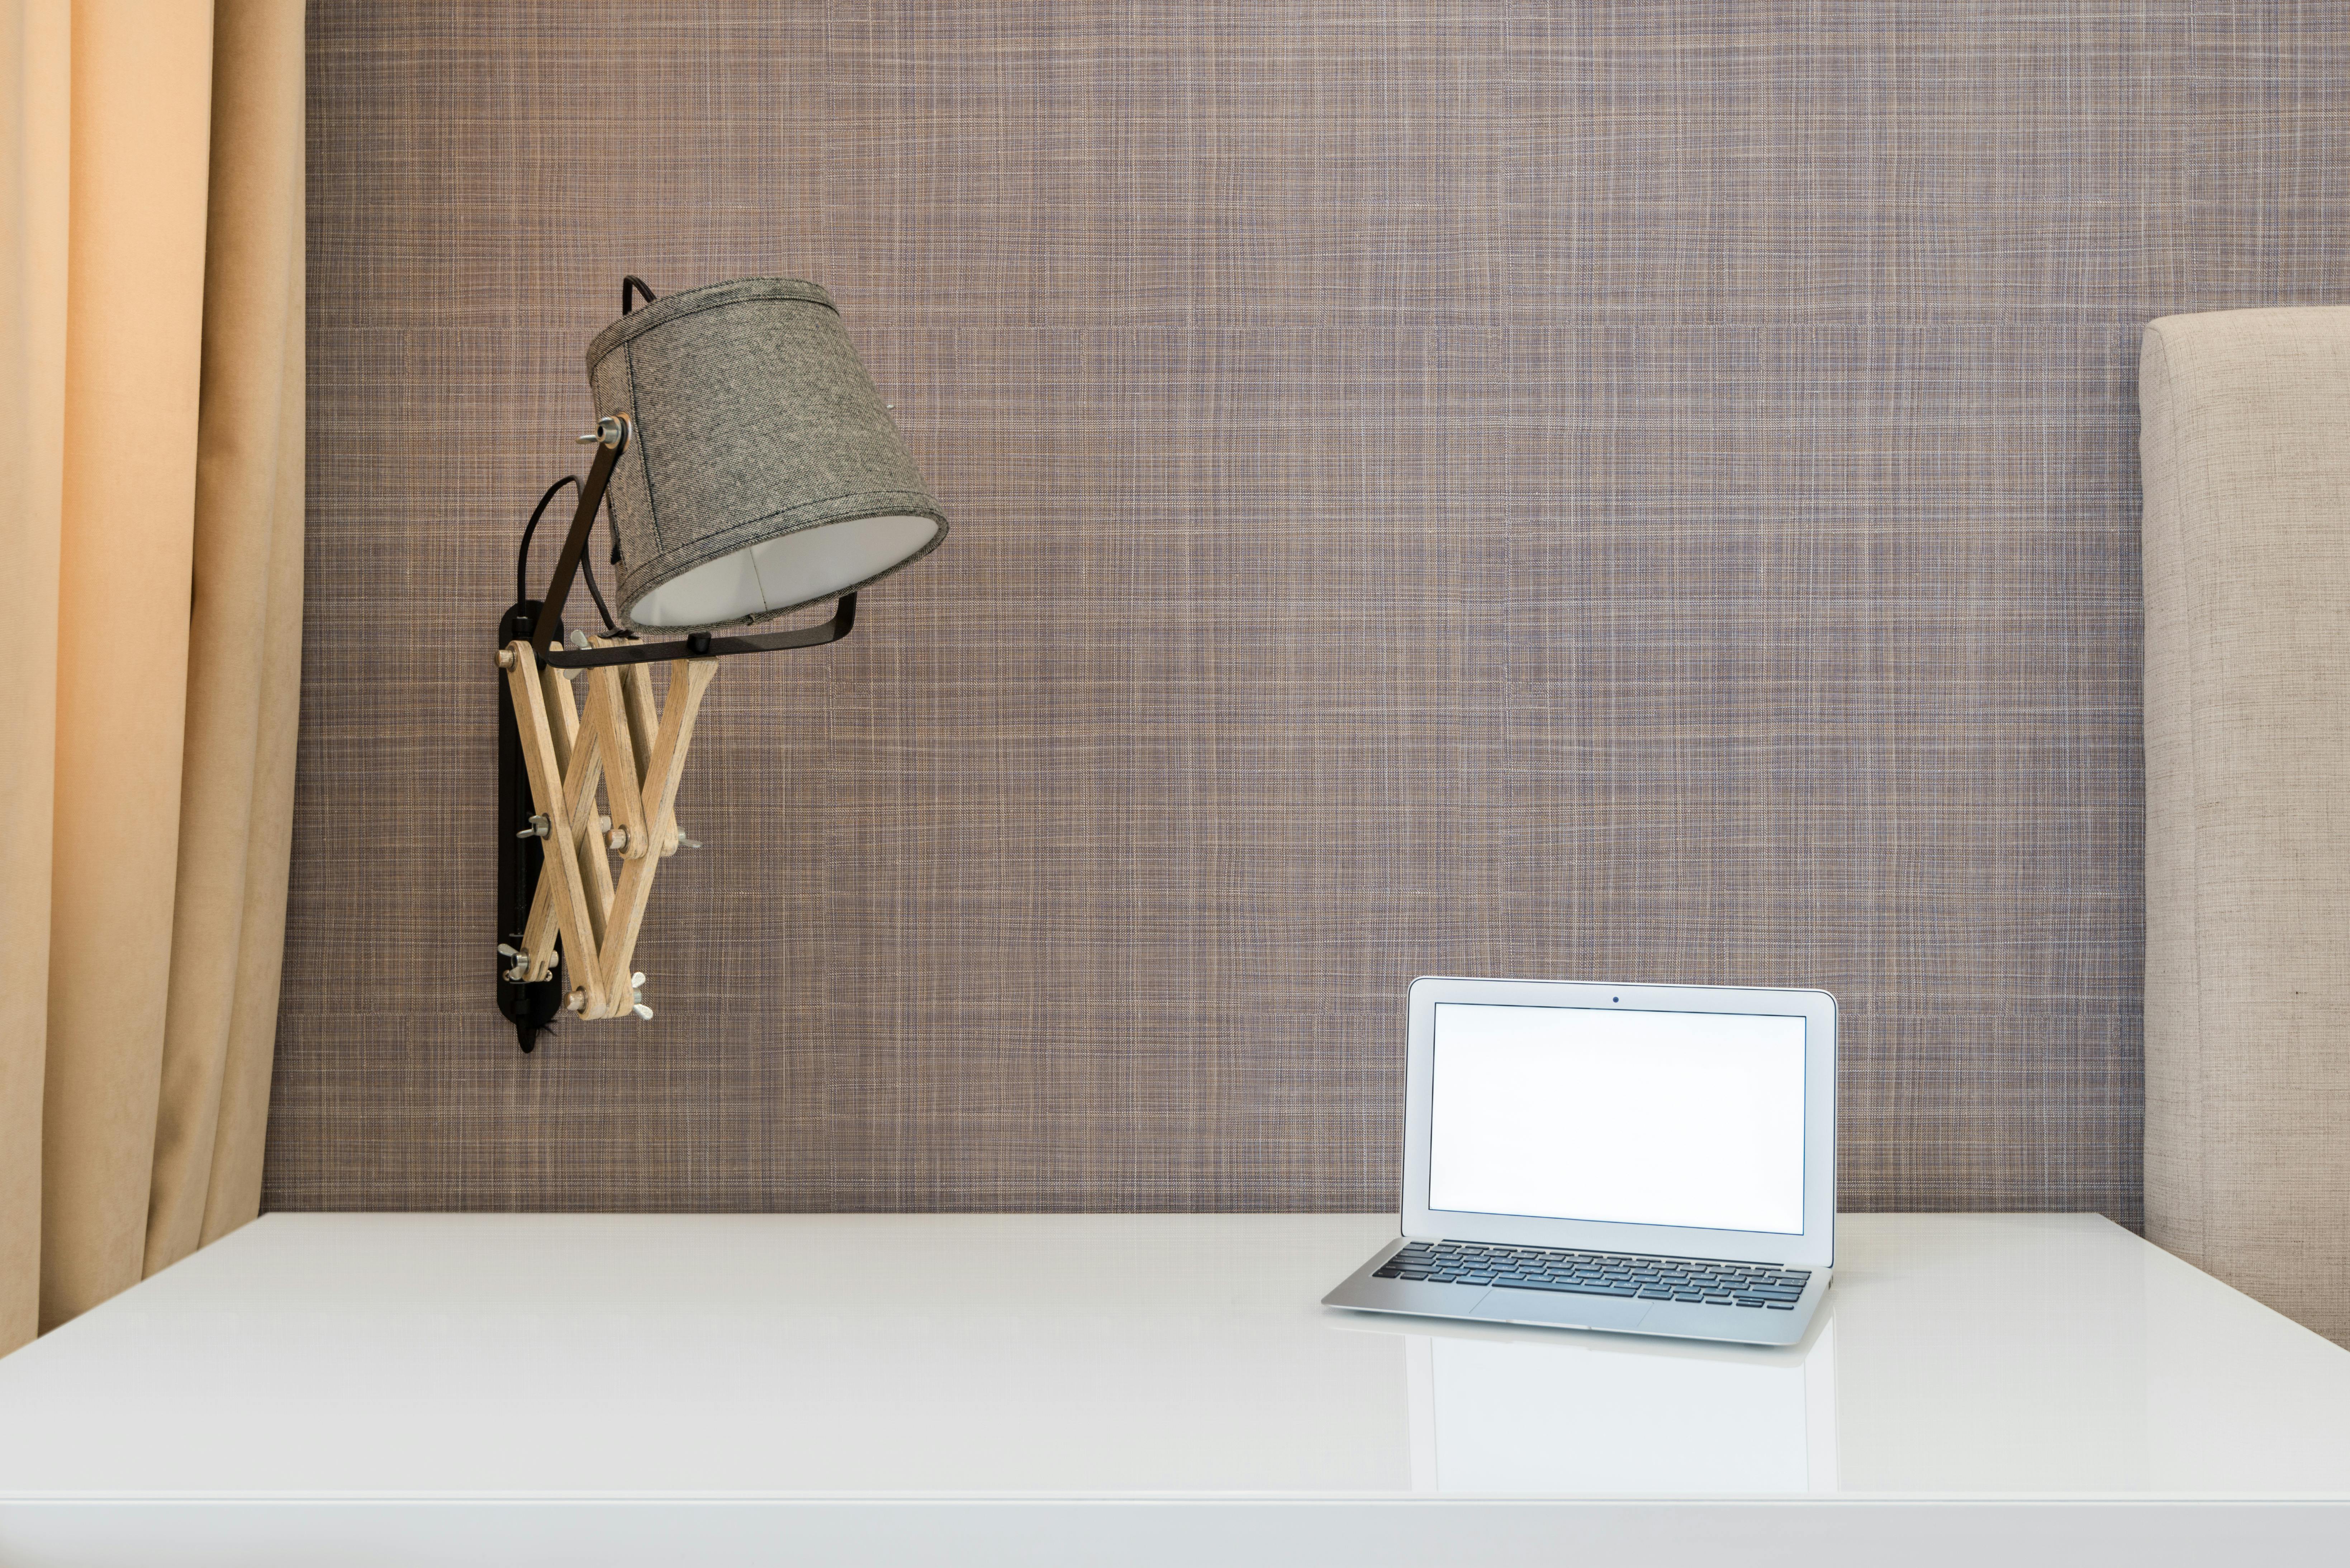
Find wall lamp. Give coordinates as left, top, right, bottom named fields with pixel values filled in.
left=495, top=276, right=947, bottom=1052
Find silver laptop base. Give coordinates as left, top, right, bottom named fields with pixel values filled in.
left=1324, top=1238, right=1828, bottom=1348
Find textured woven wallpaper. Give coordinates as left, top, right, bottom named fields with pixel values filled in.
left=267, top=2, right=2350, bottom=1220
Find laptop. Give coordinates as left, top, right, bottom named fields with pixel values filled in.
left=1323, top=976, right=1837, bottom=1347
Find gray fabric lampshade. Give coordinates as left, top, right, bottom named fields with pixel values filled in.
left=584, top=277, right=948, bottom=633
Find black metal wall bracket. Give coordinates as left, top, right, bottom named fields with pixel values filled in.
left=534, top=592, right=856, bottom=669
left=496, top=595, right=568, bottom=1052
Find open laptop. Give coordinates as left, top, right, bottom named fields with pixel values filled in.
left=1323, top=976, right=1836, bottom=1347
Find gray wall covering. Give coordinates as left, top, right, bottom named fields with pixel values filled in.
left=269, top=2, right=2349, bottom=1220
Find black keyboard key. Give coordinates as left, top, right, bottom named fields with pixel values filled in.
left=1501, top=1278, right=1628, bottom=1300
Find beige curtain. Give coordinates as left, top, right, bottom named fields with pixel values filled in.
left=0, top=0, right=303, bottom=1354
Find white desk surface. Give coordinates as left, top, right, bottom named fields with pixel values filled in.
left=0, top=1211, right=2345, bottom=1566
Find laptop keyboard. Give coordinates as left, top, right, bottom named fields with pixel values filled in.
left=1373, top=1241, right=1811, bottom=1309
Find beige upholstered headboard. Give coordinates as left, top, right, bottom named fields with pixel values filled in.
left=2142, top=307, right=2350, bottom=1346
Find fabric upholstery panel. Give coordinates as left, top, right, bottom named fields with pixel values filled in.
left=2141, top=306, right=2350, bottom=1345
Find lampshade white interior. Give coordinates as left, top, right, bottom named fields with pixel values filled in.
left=625, top=514, right=941, bottom=629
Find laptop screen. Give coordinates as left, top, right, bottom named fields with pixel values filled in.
left=1427, top=1002, right=1809, bottom=1236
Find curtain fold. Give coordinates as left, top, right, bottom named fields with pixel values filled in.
left=0, top=0, right=70, bottom=1358
left=146, top=0, right=304, bottom=1278
left=0, top=0, right=303, bottom=1354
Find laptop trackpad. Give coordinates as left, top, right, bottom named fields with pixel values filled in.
left=1474, top=1287, right=1653, bottom=1331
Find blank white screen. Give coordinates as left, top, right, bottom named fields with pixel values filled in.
left=1427, top=1004, right=1807, bottom=1235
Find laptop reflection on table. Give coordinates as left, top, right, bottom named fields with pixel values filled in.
left=1397, top=1317, right=1839, bottom=1495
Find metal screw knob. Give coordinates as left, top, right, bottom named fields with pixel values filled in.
left=516, top=814, right=550, bottom=839
left=566, top=989, right=587, bottom=1013
left=632, top=1003, right=654, bottom=1021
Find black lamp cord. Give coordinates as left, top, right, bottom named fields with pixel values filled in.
left=515, top=474, right=626, bottom=639
left=512, top=277, right=660, bottom=642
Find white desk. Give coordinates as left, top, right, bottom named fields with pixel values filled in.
left=0, top=1212, right=2345, bottom=1565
